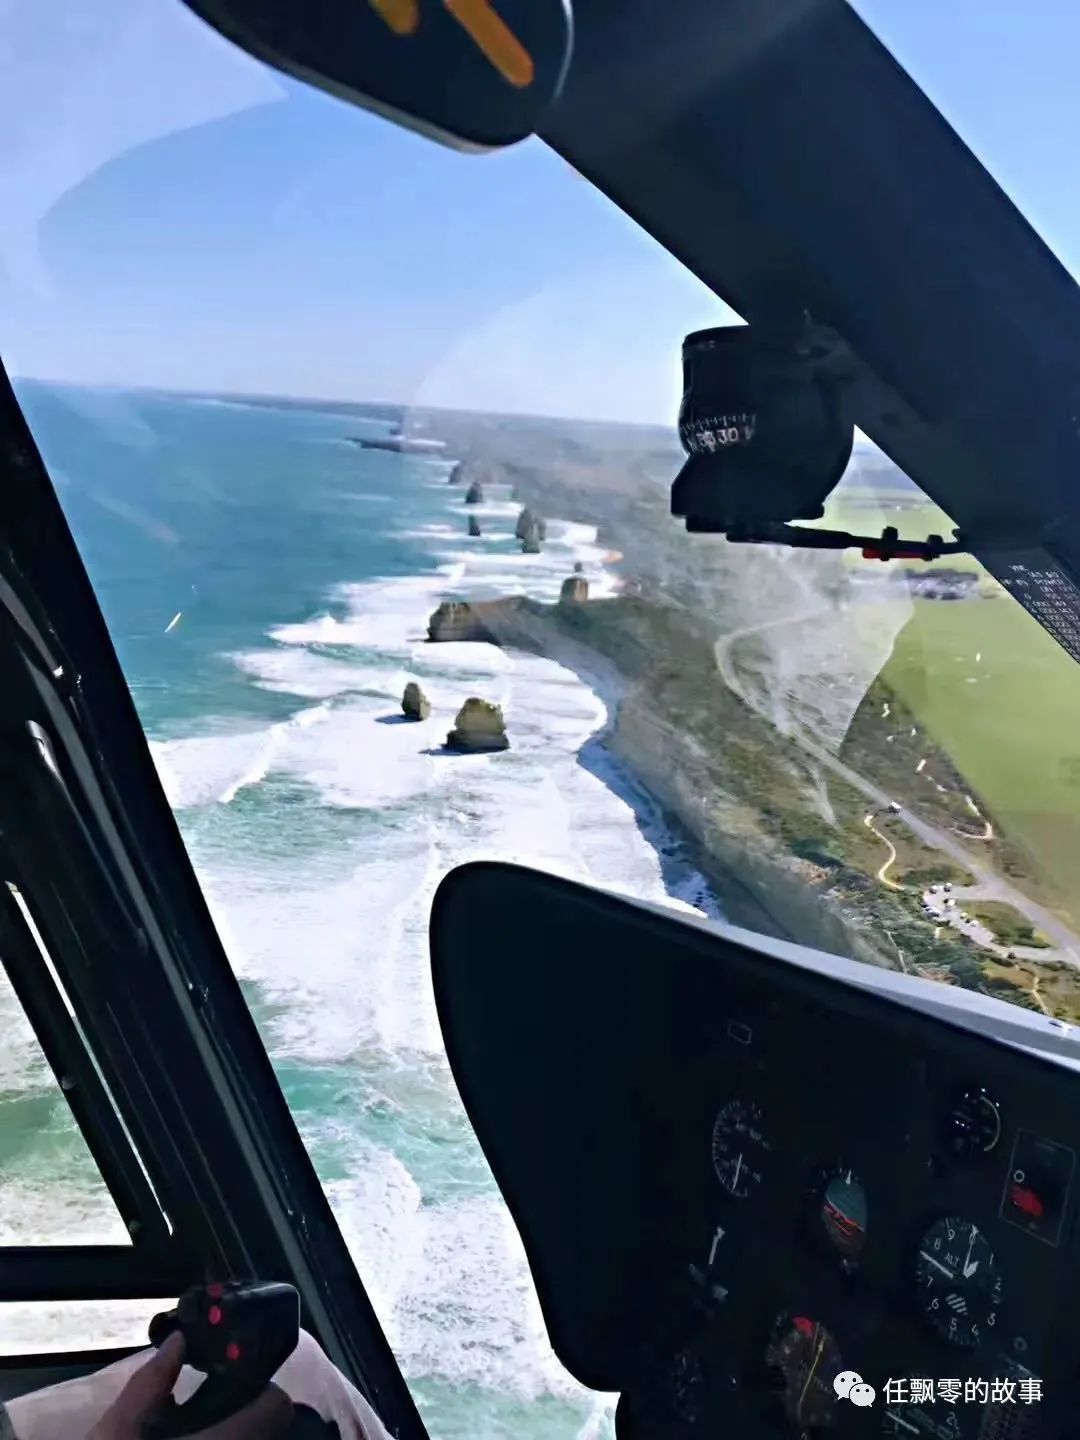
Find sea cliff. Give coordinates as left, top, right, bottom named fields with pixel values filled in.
left=426, top=592, right=893, bottom=964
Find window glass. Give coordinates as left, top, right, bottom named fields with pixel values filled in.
left=0, top=1300, right=160, bottom=1356
left=0, top=964, right=130, bottom=1249
left=851, top=0, right=1080, bottom=275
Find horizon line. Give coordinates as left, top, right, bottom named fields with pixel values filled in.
left=10, top=373, right=682, bottom=434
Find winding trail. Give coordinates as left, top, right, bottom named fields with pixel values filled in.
left=864, top=814, right=901, bottom=889
left=713, top=611, right=1080, bottom=964
left=959, top=794, right=994, bottom=841
left=1031, top=972, right=1050, bottom=1016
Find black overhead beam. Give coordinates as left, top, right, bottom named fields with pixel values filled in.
left=0, top=1249, right=186, bottom=1304
left=543, top=0, right=1080, bottom=660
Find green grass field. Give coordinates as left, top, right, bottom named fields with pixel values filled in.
left=968, top=901, right=1050, bottom=950
left=801, top=487, right=987, bottom=574
left=823, top=488, right=956, bottom=535
left=882, top=595, right=1080, bottom=922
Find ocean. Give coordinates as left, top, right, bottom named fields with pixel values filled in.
left=2, top=382, right=719, bottom=1439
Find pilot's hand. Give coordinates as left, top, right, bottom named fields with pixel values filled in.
left=87, top=1331, right=294, bottom=1439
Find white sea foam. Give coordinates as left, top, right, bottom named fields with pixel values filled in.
left=0, top=1176, right=130, bottom=1248
left=0, top=1299, right=159, bottom=1355
left=156, top=502, right=715, bottom=1070
left=204, top=829, right=445, bottom=1062
left=394, top=523, right=461, bottom=542
left=151, top=727, right=272, bottom=810
left=0, top=483, right=707, bottom=1432
left=150, top=703, right=331, bottom=808
left=0, top=966, right=52, bottom=1095
left=229, top=649, right=357, bottom=699
left=191, top=505, right=711, bottom=1428
left=329, top=1164, right=589, bottom=1400
left=218, top=703, right=332, bottom=805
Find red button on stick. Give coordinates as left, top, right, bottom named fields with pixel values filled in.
left=226, top=1341, right=241, bottom=1363
left=207, top=1283, right=224, bottom=1300
left=207, top=1305, right=222, bottom=1326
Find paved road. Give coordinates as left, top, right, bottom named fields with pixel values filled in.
left=924, top=883, right=1060, bottom=964
left=714, top=612, right=1080, bottom=963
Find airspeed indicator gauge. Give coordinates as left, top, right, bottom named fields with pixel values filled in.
left=711, top=1099, right=770, bottom=1197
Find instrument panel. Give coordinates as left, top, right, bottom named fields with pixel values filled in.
left=621, top=1000, right=1075, bottom=1440
left=431, top=863, right=1080, bottom=1440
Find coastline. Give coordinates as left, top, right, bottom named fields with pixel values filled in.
left=408, top=506, right=727, bottom=922
left=428, top=588, right=894, bottom=963
left=542, top=639, right=805, bottom=939
left=445, top=570, right=1079, bottom=1017
left=443, top=440, right=1080, bottom=1008
left=498, top=608, right=726, bottom=922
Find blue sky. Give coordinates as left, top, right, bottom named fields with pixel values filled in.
left=1, top=0, right=1077, bottom=422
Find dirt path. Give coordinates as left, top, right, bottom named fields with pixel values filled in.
left=714, top=613, right=1080, bottom=963
left=955, top=793, right=994, bottom=842
left=864, top=814, right=902, bottom=889
left=1031, top=972, right=1050, bottom=1016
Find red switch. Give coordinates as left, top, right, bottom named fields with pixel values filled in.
left=1010, top=1184, right=1044, bottom=1219
left=207, top=1305, right=222, bottom=1327
left=225, top=1341, right=241, bottom=1363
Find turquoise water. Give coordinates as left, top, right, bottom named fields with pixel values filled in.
left=6, top=381, right=716, bottom=1438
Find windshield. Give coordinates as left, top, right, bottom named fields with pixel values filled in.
left=3, top=1, right=1080, bottom=1433
left=850, top=0, right=1080, bottom=277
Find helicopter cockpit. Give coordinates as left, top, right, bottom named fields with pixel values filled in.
left=1, top=1, right=1079, bottom=1438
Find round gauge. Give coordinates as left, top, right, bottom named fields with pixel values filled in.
left=947, top=1089, right=1002, bottom=1159
left=666, top=1348, right=706, bottom=1426
left=711, top=1099, right=769, bottom=1197
left=916, top=1217, right=1002, bottom=1347
left=883, top=1391, right=966, bottom=1438
left=765, top=1313, right=842, bottom=1431
left=819, top=1167, right=868, bottom=1260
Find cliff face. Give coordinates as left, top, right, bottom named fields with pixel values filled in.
left=423, top=593, right=892, bottom=967
left=607, top=693, right=890, bottom=964
left=426, top=597, right=546, bottom=652
left=427, top=601, right=498, bottom=644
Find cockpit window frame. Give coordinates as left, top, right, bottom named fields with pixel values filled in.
left=0, top=362, right=426, bottom=1437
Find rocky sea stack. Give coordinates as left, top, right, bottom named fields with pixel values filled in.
left=468, top=515, right=482, bottom=537
left=427, top=601, right=495, bottom=643
left=464, top=481, right=484, bottom=505
left=515, top=507, right=547, bottom=542
left=560, top=575, right=589, bottom=604
left=516, top=507, right=546, bottom=552
left=445, top=698, right=510, bottom=753
left=401, top=681, right=431, bottom=721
